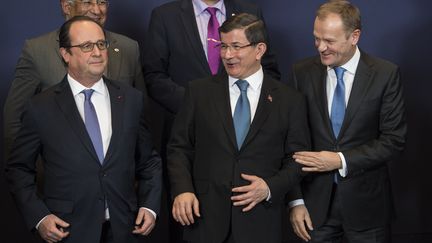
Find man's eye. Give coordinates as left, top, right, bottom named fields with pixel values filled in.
left=82, top=43, right=93, bottom=49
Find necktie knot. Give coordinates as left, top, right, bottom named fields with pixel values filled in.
left=82, top=89, right=95, bottom=101
left=235, top=80, right=249, bottom=92
left=334, top=66, right=346, bottom=82
left=206, top=7, right=218, bottom=17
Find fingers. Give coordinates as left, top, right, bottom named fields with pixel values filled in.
left=39, top=215, right=70, bottom=242
left=231, top=176, right=268, bottom=211
left=133, top=210, right=155, bottom=235
left=290, top=206, right=312, bottom=242
left=172, top=193, right=199, bottom=226
left=192, top=197, right=201, bottom=218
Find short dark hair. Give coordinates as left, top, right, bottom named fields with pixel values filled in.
left=219, top=13, right=267, bottom=44
left=316, top=0, right=362, bottom=35
left=59, top=15, right=105, bottom=51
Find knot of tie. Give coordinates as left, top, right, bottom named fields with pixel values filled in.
left=334, top=66, right=346, bottom=82
left=82, top=89, right=95, bottom=101
left=206, top=7, right=218, bottom=17
left=235, top=79, right=249, bottom=92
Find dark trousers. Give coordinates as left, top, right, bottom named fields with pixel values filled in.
left=310, top=185, right=391, bottom=243
left=100, top=221, right=114, bottom=243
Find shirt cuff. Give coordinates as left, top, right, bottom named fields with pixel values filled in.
left=140, top=207, right=157, bottom=219
left=35, top=215, right=48, bottom=230
left=337, top=152, right=347, bottom=177
left=288, top=199, right=305, bottom=208
left=266, top=187, right=271, bottom=201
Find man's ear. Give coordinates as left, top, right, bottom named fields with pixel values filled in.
left=255, top=42, right=267, bottom=61
left=351, top=29, right=361, bottom=46
left=60, top=47, right=70, bottom=64
left=61, top=0, right=72, bottom=19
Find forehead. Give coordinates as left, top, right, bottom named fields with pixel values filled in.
left=220, top=28, right=248, bottom=43
left=313, top=14, right=346, bottom=37
left=69, top=21, right=105, bottom=42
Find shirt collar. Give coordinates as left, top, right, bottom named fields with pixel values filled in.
left=229, top=66, right=264, bottom=92
left=327, top=46, right=361, bottom=75
left=67, top=74, right=106, bottom=97
left=192, top=0, right=225, bottom=17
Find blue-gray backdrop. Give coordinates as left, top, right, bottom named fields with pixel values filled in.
left=1, top=0, right=431, bottom=242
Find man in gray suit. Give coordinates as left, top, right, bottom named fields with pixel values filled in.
left=3, top=0, right=146, bottom=158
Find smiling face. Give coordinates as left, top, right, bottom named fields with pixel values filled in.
left=313, top=13, right=360, bottom=67
left=61, top=0, right=108, bottom=26
left=220, top=28, right=266, bottom=79
left=60, top=20, right=108, bottom=87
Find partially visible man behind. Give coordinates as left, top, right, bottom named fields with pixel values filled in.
left=288, top=1, right=406, bottom=242
left=3, top=0, right=146, bottom=158
left=5, top=16, right=161, bottom=243
left=168, top=13, right=309, bottom=243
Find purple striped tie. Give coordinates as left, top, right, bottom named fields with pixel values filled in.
left=82, top=89, right=104, bottom=163
left=206, top=7, right=220, bottom=75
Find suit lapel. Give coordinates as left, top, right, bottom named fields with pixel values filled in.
left=339, top=53, right=374, bottom=138
left=106, top=31, right=121, bottom=80
left=54, top=77, right=101, bottom=164
left=181, top=0, right=211, bottom=73
left=211, top=74, right=238, bottom=149
left=242, top=76, right=274, bottom=149
left=103, top=79, right=124, bottom=165
left=311, top=60, right=335, bottom=138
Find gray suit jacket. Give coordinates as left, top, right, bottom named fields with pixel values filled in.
left=4, top=29, right=146, bottom=158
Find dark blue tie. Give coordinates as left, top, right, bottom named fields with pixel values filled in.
left=82, top=89, right=104, bottom=163
left=330, top=67, right=346, bottom=138
left=233, top=80, right=251, bottom=149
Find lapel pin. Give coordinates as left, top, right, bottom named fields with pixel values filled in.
left=232, top=13, right=236, bottom=16
left=117, top=95, right=123, bottom=100
left=114, top=48, right=120, bottom=52
left=267, top=94, right=273, bottom=102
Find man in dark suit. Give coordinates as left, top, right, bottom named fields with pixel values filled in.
left=287, top=1, right=407, bottom=243
left=3, top=0, right=146, bottom=158
left=168, top=13, right=309, bottom=243
left=143, top=2, right=280, bottom=242
left=5, top=16, right=161, bottom=243
left=143, top=0, right=280, bottom=113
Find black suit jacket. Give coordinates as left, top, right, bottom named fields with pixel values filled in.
left=143, top=0, right=280, bottom=113
left=168, top=74, right=310, bottom=243
left=288, top=51, right=407, bottom=230
left=5, top=77, right=162, bottom=243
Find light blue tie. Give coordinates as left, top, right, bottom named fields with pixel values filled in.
left=82, top=89, right=104, bottom=163
left=233, top=80, right=251, bottom=149
left=330, top=67, right=346, bottom=138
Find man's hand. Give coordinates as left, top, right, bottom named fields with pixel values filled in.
left=231, top=174, right=269, bottom=212
left=132, top=208, right=156, bottom=235
left=290, top=205, right=313, bottom=242
left=172, top=192, right=200, bottom=226
left=38, top=214, right=70, bottom=243
left=293, top=151, right=341, bottom=172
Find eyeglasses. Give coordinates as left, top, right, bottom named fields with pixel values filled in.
left=75, top=0, right=109, bottom=8
left=67, top=40, right=109, bottom=53
left=217, top=42, right=257, bottom=52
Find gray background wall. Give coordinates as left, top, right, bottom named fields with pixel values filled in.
left=1, top=0, right=431, bottom=242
